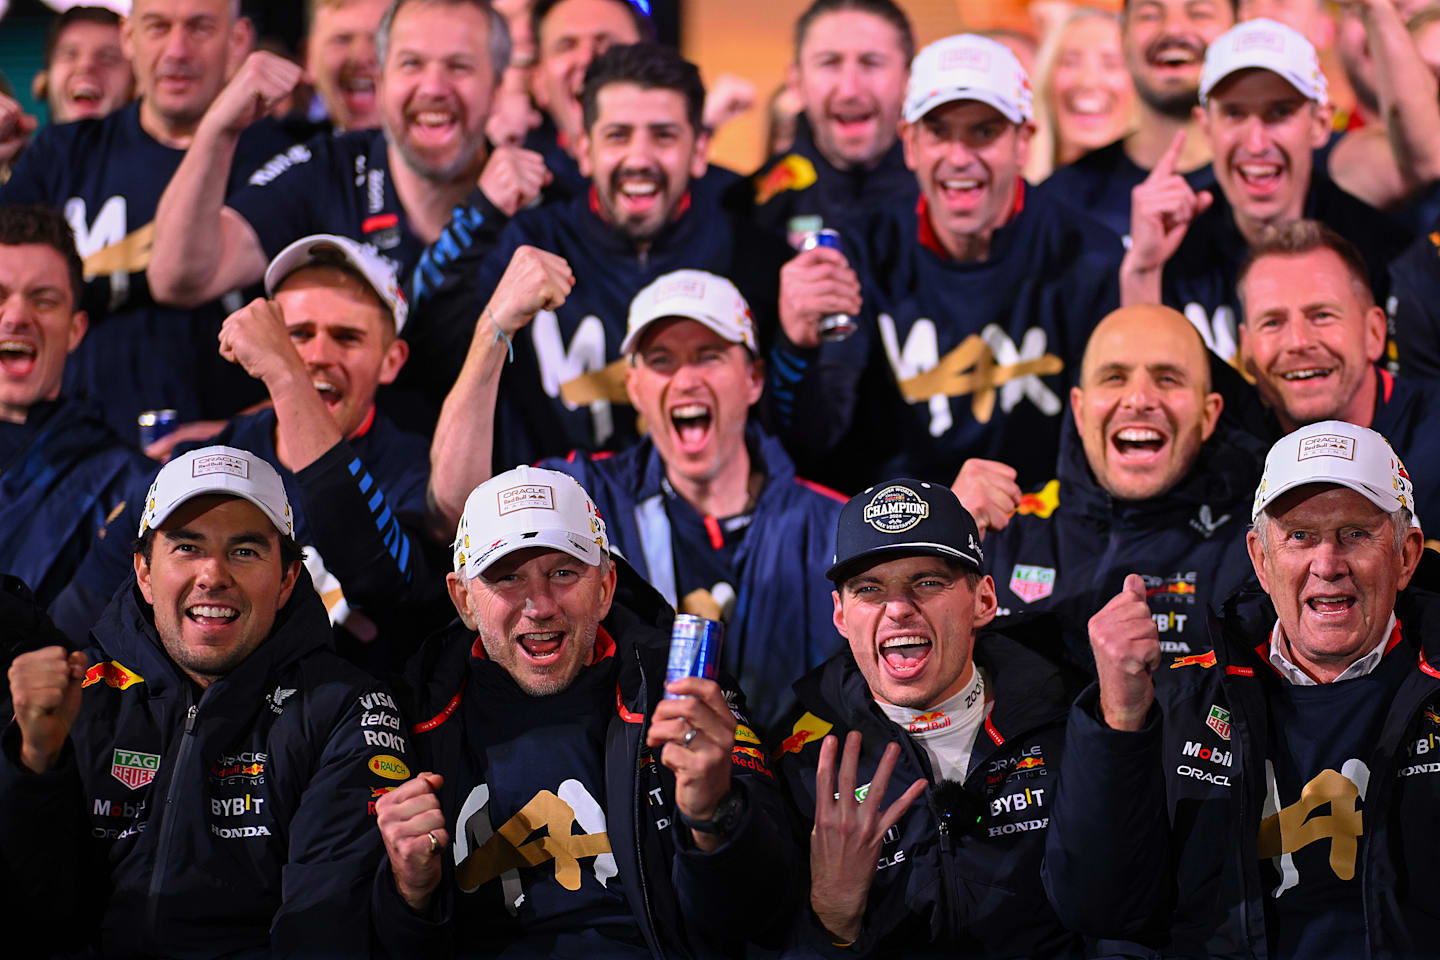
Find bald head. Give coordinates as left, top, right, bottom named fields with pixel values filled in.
left=1070, top=305, right=1223, bottom=500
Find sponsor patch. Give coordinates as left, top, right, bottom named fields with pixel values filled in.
left=1170, top=650, right=1218, bottom=669
left=1009, top=564, right=1055, bottom=603
left=907, top=710, right=951, bottom=733
left=734, top=723, right=761, bottom=745
left=1207, top=704, right=1232, bottom=741
left=862, top=485, right=929, bottom=534
left=1146, top=571, right=1198, bottom=601
left=1297, top=434, right=1355, bottom=462
left=191, top=452, right=249, bottom=479
left=497, top=484, right=554, bottom=515
left=368, top=754, right=411, bottom=780
left=210, top=752, right=266, bottom=783
left=774, top=711, right=834, bottom=758
left=265, top=685, right=296, bottom=715
left=111, top=748, right=160, bottom=790
left=82, top=660, right=144, bottom=690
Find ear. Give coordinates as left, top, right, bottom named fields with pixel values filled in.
left=1194, top=102, right=1209, bottom=140
left=377, top=335, right=409, bottom=385
left=971, top=574, right=998, bottom=629
left=275, top=556, right=302, bottom=609
left=689, top=126, right=711, bottom=180
left=786, top=61, right=801, bottom=98
left=446, top=571, right=478, bottom=629
left=595, top=560, right=618, bottom=620
left=577, top=130, right=593, bottom=178
left=744, top=353, right=764, bottom=407
left=134, top=551, right=155, bottom=605
left=1069, top=384, right=1085, bottom=436
left=120, top=15, right=136, bottom=62
left=1310, top=101, right=1334, bottom=149
left=1015, top=121, right=1035, bottom=173
left=31, top=71, right=47, bottom=106
left=1396, top=525, right=1425, bottom=591
left=1199, top=390, right=1223, bottom=442
left=1363, top=304, right=1387, bottom=363
left=899, top=120, right=918, bottom=171
left=831, top=588, right=849, bottom=639
left=67, top=311, right=89, bottom=353
left=1246, top=528, right=1271, bottom=594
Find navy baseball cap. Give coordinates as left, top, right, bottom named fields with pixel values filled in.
left=826, top=479, right=984, bottom=583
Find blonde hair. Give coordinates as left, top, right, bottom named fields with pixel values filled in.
left=1025, top=7, right=1132, bottom=183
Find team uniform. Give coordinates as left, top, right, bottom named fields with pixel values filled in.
left=1045, top=563, right=1440, bottom=958
left=411, top=189, right=791, bottom=471
left=0, top=574, right=402, bottom=956
left=1157, top=178, right=1410, bottom=365
left=0, top=398, right=152, bottom=608
left=543, top=424, right=845, bottom=733
left=768, top=187, right=1121, bottom=493
left=1040, top=139, right=1217, bottom=240
left=0, top=103, right=297, bottom=436
left=372, top=571, right=800, bottom=958
left=1383, top=223, right=1440, bottom=379
left=773, top=630, right=1083, bottom=958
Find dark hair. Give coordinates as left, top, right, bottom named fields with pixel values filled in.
left=376, top=0, right=511, bottom=80
left=793, top=0, right=915, bottom=64
left=530, top=0, right=654, bottom=51
left=580, top=42, right=705, bottom=134
left=1237, top=219, right=1375, bottom=313
left=44, top=7, right=122, bottom=68
left=134, top=525, right=305, bottom=570
left=0, top=205, right=84, bottom=308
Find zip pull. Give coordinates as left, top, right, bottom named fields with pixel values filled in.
left=184, top=704, right=198, bottom=734
left=938, top=816, right=952, bottom=853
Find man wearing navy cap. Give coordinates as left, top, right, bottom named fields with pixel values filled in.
left=772, top=479, right=1082, bottom=956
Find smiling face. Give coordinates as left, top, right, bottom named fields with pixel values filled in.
left=135, top=495, right=301, bottom=688
left=380, top=0, right=496, bottom=183
left=834, top=555, right=996, bottom=710
left=307, top=0, right=389, bottom=131
left=534, top=0, right=641, bottom=141
left=790, top=9, right=909, bottom=171
left=1051, top=16, right=1135, bottom=162
left=1123, top=0, right=1233, bottom=116
left=625, top=318, right=762, bottom=485
left=447, top=547, right=617, bottom=696
left=273, top=265, right=408, bottom=437
left=1239, top=247, right=1384, bottom=431
left=579, top=83, right=708, bottom=246
left=1200, top=69, right=1329, bottom=231
left=1248, top=485, right=1422, bottom=682
left=122, top=0, right=244, bottom=132
left=901, top=100, right=1030, bottom=260
left=45, top=19, right=135, bottom=122
left=1072, top=305, right=1222, bottom=500
left=0, top=243, right=87, bottom=425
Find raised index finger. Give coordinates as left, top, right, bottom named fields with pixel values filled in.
left=1150, top=129, right=1187, bottom=180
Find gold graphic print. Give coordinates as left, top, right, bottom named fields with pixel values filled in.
left=898, top=334, right=1062, bottom=423
left=82, top=221, right=155, bottom=277
left=457, top=790, right=612, bottom=891
left=1258, top=767, right=1365, bottom=883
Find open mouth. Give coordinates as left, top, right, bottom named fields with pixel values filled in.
left=186, top=603, right=239, bottom=627
left=518, top=631, right=564, bottom=661
left=880, top=635, right=932, bottom=677
left=1277, top=366, right=1334, bottom=384
left=410, top=108, right=459, bottom=148
left=1061, top=90, right=1116, bottom=124
left=339, top=73, right=376, bottom=119
left=1111, top=425, right=1168, bottom=462
left=0, top=339, right=38, bottom=377
left=1304, top=595, right=1356, bottom=617
left=669, top=403, right=713, bottom=453
left=1235, top=161, right=1283, bottom=197
left=937, top=176, right=984, bottom=211
left=313, top=378, right=343, bottom=409
left=615, top=175, right=663, bottom=216
left=68, top=79, right=103, bottom=106
left=830, top=109, right=876, bottom=138
left=1148, top=41, right=1201, bottom=70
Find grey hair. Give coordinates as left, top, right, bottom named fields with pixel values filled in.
left=376, top=0, right=512, bottom=82
left=1252, top=504, right=1414, bottom=556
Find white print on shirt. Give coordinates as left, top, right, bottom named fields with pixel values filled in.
left=1259, top=758, right=1369, bottom=897
left=1183, top=303, right=1238, bottom=365
left=533, top=310, right=613, bottom=445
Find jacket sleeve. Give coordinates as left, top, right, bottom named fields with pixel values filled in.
left=1387, top=246, right=1440, bottom=379
left=0, top=127, right=57, bottom=204
left=269, top=680, right=405, bottom=956
left=1043, top=683, right=1174, bottom=943
left=371, top=856, right=458, bottom=959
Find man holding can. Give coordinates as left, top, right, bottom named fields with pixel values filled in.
left=772, top=479, right=1083, bottom=956
left=371, top=465, right=799, bottom=956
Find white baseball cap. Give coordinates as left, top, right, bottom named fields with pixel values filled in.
left=453, top=466, right=610, bottom=577
left=1252, top=421, right=1419, bottom=526
left=904, top=34, right=1033, bottom=125
left=264, top=234, right=410, bottom=335
left=619, top=269, right=758, bottom=355
left=139, top=446, right=294, bottom=539
left=1200, top=18, right=1327, bottom=106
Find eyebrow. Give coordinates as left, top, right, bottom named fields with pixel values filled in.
left=164, top=529, right=273, bottom=550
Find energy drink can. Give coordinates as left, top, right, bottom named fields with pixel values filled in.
left=800, top=228, right=858, bottom=342
left=137, top=409, right=179, bottom=449
left=663, top=615, right=724, bottom=699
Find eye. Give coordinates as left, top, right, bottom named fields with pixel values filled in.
left=232, top=547, right=260, bottom=559
left=551, top=568, right=578, bottom=581
left=1286, top=530, right=1311, bottom=543
left=643, top=353, right=676, bottom=373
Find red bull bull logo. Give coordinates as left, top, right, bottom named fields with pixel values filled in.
left=1149, top=581, right=1196, bottom=597
left=1016, top=480, right=1060, bottom=519
left=774, top=712, right=834, bottom=758
left=82, top=660, right=144, bottom=690
left=1170, top=651, right=1218, bottom=670
left=1013, top=756, right=1044, bottom=771
left=907, top=711, right=951, bottom=734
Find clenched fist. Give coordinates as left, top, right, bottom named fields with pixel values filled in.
left=9, top=646, right=89, bottom=774
left=478, top=145, right=551, bottom=216
left=218, top=298, right=305, bottom=387
left=201, top=51, right=304, bottom=138
left=486, top=245, right=575, bottom=337
left=376, top=772, right=448, bottom=913
left=1089, top=574, right=1161, bottom=731
left=779, top=246, right=862, bottom=349
left=952, top=458, right=1022, bottom=538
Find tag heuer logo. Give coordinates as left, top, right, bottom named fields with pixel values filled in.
left=111, top=749, right=161, bottom=790
left=1009, top=564, right=1056, bottom=603
left=1206, top=705, right=1232, bottom=741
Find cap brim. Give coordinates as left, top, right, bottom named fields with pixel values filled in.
left=826, top=542, right=983, bottom=584
left=1253, top=477, right=1413, bottom=525
left=146, top=489, right=291, bottom=539
left=467, top=528, right=607, bottom=577
left=904, top=90, right=1025, bottom=125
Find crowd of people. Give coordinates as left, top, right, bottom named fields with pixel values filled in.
left=2, top=0, right=1440, bottom=956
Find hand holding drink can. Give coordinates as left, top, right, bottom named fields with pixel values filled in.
left=663, top=615, right=724, bottom=699
left=799, top=229, right=858, bottom=342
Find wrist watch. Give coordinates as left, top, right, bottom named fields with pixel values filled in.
left=677, top=785, right=746, bottom=838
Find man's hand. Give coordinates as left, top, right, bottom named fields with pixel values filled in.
left=779, top=246, right=862, bottom=348
left=143, top=420, right=229, bottom=462
left=646, top=677, right=738, bottom=852
left=376, top=772, right=448, bottom=913
left=1123, top=130, right=1212, bottom=298
left=9, top=646, right=88, bottom=774
left=200, top=51, right=303, bottom=138
left=478, top=144, right=551, bottom=216
left=486, top=246, right=574, bottom=337
left=218, top=298, right=306, bottom=388
left=485, top=84, right=543, bottom=148
left=703, top=74, right=758, bottom=132
left=809, top=732, right=926, bottom=945
left=0, top=93, right=38, bottom=166
left=1090, top=574, right=1162, bottom=731
left=952, top=458, right=1022, bottom=538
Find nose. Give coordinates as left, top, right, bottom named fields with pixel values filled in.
left=298, top=332, right=340, bottom=370
left=0, top=292, right=31, bottom=330
left=523, top=581, right=561, bottom=620
left=1308, top=539, right=1349, bottom=580
left=193, top=554, right=235, bottom=593
left=836, top=59, right=863, bottom=99
left=1121, top=375, right=1159, bottom=411
left=162, top=25, right=194, bottom=63
left=1240, top=115, right=1267, bottom=154
left=1280, top=314, right=1317, bottom=352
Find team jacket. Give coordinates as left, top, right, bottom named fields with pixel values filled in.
left=773, top=631, right=1084, bottom=959
left=0, top=102, right=296, bottom=434
left=1043, top=559, right=1440, bottom=958
left=1040, top=140, right=1217, bottom=240
left=0, top=398, right=152, bottom=608
left=767, top=186, right=1121, bottom=492
left=1158, top=177, right=1411, bottom=367
left=984, top=420, right=1264, bottom=672
left=542, top=424, right=846, bottom=734
left=0, top=574, right=402, bottom=957
left=405, top=188, right=792, bottom=469
left=371, top=568, right=802, bottom=958
left=729, top=114, right=917, bottom=248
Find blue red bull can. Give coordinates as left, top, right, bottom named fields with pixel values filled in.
left=663, top=615, right=724, bottom=699
left=137, top=409, right=179, bottom=449
left=800, top=228, right=858, bottom=342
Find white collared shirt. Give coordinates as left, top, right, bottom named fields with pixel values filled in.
left=1267, top=613, right=1399, bottom=685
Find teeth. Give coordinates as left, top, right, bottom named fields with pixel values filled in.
left=833, top=113, right=872, bottom=123
left=416, top=111, right=453, bottom=127
left=1156, top=50, right=1195, bottom=65
left=0, top=340, right=36, bottom=356
left=343, top=78, right=375, bottom=92
left=941, top=179, right=981, bottom=190
left=71, top=83, right=101, bottom=101
left=1238, top=163, right=1281, bottom=180
left=1116, top=427, right=1163, bottom=442
left=188, top=605, right=238, bottom=619
left=672, top=404, right=708, bottom=419
left=620, top=182, right=658, bottom=196
left=313, top=379, right=337, bottom=394
left=880, top=636, right=931, bottom=649
left=1280, top=368, right=1331, bottom=380
left=519, top=632, right=563, bottom=659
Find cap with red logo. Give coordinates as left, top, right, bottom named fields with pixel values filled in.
left=904, top=34, right=1033, bottom=125
left=453, top=466, right=610, bottom=577
left=1252, top=420, right=1418, bottom=526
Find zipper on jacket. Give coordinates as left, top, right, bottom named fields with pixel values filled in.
left=145, top=697, right=200, bottom=948
left=629, top=646, right=667, bottom=960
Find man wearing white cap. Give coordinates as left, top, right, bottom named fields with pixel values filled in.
left=0, top=445, right=401, bottom=955
left=771, top=32, right=1123, bottom=494
left=429, top=267, right=844, bottom=731
left=1121, top=17, right=1411, bottom=365
left=371, top=465, right=799, bottom=956
left=1046, top=420, right=1440, bottom=957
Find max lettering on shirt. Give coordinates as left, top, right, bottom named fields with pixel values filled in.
left=533, top=310, right=614, bottom=445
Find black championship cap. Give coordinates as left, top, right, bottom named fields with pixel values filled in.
left=826, top=479, right=984, bottom=583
